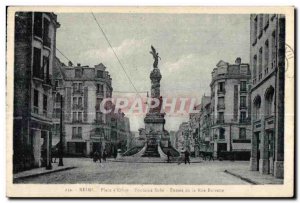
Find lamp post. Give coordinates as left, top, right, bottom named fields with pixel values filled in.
left=58, top=94, right=64, bottom=166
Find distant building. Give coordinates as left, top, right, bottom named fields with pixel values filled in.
left=13, top=12, right=60, bottom=172
left=210, top=58, right=252, bottom=158
left=175, top=122, right=190, bottom=151
left=188, top=104, right=201, bottom=156
left=53, top=59, right=131, bottom=157
left=249, top=14, right=285, bottom=178
left=199, top=95, right=212, bottom=152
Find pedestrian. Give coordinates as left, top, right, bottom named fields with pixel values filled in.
left=93, top=151, right=99, bottom=162
left=103, top=150, right=107, bottom=162
left=178, top=148, right=185, bottom=165
left=167, top=150, right=171, bottom=163
left=184, top=150, right=190, bottom=165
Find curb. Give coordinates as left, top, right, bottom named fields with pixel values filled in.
left=13, top=167, right=76, bottom=181
left=224, top=170, right=259, bottom=185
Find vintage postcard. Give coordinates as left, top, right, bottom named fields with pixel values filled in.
left=6, top=6, right=294, bottom=198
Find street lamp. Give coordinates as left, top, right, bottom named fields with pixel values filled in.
left=58, top=94, right=64, bottom=166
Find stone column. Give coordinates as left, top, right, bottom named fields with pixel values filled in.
left=273, top=16, right=285, bottom=179
left=250, top=130, right=258, bottom=171
left=32, top=129, right=42, bottom=167
left=86, top=140, right=91, bottom=156
left=259, top=117, right=269, bottom=174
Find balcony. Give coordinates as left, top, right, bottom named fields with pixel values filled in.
left=217, top=89, right=226, bottom=95
left=240, top=87, right=247, bottom=93
left=72, top=104, right=84, bottom=110
left=43, top=36, right=51, bottom=48
left=217, top=104, right=225, bottom=110
left=96, top=91, right=104, bottom=96
left=94, top=119, right=104, bottom=124
left=72, top=89, right=84, bottom=96
left=42, top=74, right=52, bottom=88
left=72, top=134, right=82, bottom=140
left=216, top=119, right=224, bottom=124
left=239, top=105, right=247, bottom=110
left=72, top=119, right=83, bottom=124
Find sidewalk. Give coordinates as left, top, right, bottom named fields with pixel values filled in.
left=224, top=162, right=283, bottom=185
left=13, top=163, right=76, bottom=182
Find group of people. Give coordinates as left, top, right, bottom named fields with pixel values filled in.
left=92, top=150, right=108, bottom=163
left=166, top=149, right=191, bottom=164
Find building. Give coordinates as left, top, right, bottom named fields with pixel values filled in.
left=13, top=12, right=60, bottom=172
left=188, top=104, right=201, bottom=157
left=198, top=95, right=212, bottom=152
left=175, top=122, right=190, bottom=151
left=53, top=59, right=132, bottom=157
left=210, top=58, right=252, bottom=159
left=249, top=14, right=285, bottom=178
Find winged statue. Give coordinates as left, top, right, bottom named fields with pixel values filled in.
left=150, top=45, right=161, bottom=68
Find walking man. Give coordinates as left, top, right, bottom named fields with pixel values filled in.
left=184, top=149, right=190, bottom=164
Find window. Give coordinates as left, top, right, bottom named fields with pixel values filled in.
left=218, top=82, right=225, bottom=93
left=33, top=89, right=39, bottom=114
left=43, top=94, right=47, bottom=115
left=97, top=70, right=104, bottom=78
left=79, top=83, right=82, bottom=92
left=239, top=128, right=246, bottom=139
left=253, top=55, right=257, bottom=79
left=219, top=128, right=225, bottom=140
left=271, top=31, right=276, bottom=68
left=78, top=112, right=82, bottom=122
left=240, top=96, right=246, bottom=108
left=43, top=56, right=49, bottom=80
left=78, top=127, right=82, bottom=136
left=73, top=112, right=77, bottom=122
left=265, top=87, right=275, bottom=116
left=78, top=97, right=82, bottom=107
left=240, top=81, right=247, bottom=92
left=258, top=47, right=263, bottom=79
left=73, top=83, right=78, bottom=92
left=96, top=112, right=102, bottom=122
left=253, top=96, right=261, bottom=120
left=55, top=80, right=59, bottom=89
left=33, top=12, right=42, bottom=38
left=258, top=14, right=263, bottom=37
left=96, top=98, right=102, bottom=111
left=75, top=69, right=82, bottom=78
left=217, top=97, right=225, bottom=109
left=43, top=18, right=50, bottom=47
left=253, top=16, right=258, bottom=39
left=217, top=112, right=224, bottom=123
left=264, top=40, right=269, bottom=72
left=73, top=97, right=77, bottom=107
left=33, top=47, right=41, bottom=78
left=240, top=111, right=247, bottom=123
left=72, top=127, right=76, bottom=137
left=96, top=84, right=104, bottom=94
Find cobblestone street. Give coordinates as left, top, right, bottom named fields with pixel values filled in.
left=15, top=158, right=251, bottom=185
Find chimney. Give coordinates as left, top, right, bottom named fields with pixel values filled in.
left=235, top=57, right=241, bottom=65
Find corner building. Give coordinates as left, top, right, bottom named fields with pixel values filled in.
left=210, top=58, right=252, bottom=159
left=249, top=14, right=285, bottom=178
left=13, top=12, right=60, bottom=172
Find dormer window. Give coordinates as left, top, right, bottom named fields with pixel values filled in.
left=75, top=69, right=82, bottom=78
left=97, top=70, right=104, bottom=78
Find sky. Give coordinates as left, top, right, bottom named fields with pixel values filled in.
left=56, top=13, right=250, bottom=132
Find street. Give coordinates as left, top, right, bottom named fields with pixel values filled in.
left=15, top=158, right=250, bottom=185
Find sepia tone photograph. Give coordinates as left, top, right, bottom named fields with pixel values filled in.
left=6, top=6, right=294, bottom=197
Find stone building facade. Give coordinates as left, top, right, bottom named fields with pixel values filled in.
left=210, top=58, right=252, bottom=158
left=249, top=14, right=285, bottom=179
left=175, top=122, right=190, bottom=152
left=198, top=95, right=212, bottom=152
left=13, top=12, right=60, bottom=172
left=53, top=59, right=131, bottom=157
left=188, top=104, right=200, bottom=156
